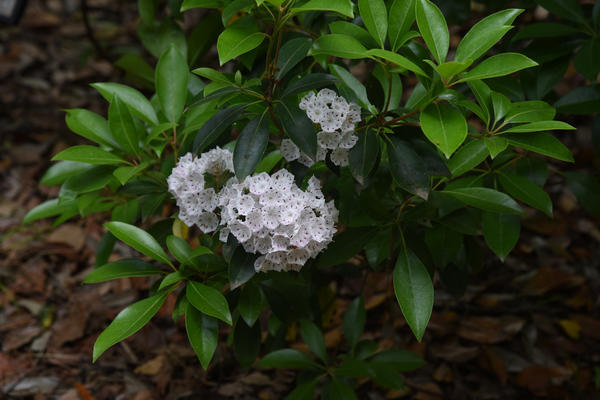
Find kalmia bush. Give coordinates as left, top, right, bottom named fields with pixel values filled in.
left=25, top=0, right=581, bottom=396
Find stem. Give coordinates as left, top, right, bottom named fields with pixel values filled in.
left=383, top=68, right=393, bottom=114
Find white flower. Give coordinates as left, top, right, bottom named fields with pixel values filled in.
left=197, top=212, right=219, bottom=233
left=280, top=139, right=300, bottom=162
left=330, top=147, right=349, bottom=166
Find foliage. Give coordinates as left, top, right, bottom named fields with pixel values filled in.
left=25, top=0, right=587, bottom=396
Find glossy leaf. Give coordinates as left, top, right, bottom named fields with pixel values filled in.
left=343, top=296, right=366, bottom=350
left=534, top=0, right=584, bottom=24
left=415, top=0, right=449, bottom=64
left=285, top=381, right=317, bottom=400
left=564, top=171, right=600, bottom=217
left=358, top=0, right=387, bottom=47
left=366, top=48, right=427, bottom=76
left=51, top=145, right=126, bottom=165
left=193, top=105, right=245, bottom=153
left=217, top=17, right=266, bottom=65
left=156, top=44, right=189, bottom=123
left=291, top=0, right=354, bottom=18
left=454, top=9, right=522, bottom=62
left=504, top=101, right=556, bottom=124
left=312, top=34, right=368, bottom=59
left=276, top=37, right=312, bottom=80
left=326, top=379, right=358, bottom=400
left=300, top=320, right=328, bottom=364
left=105, top=221, right=173, bottom=266
left=40, top=161, right=90, bottom=186
left=93, top=292, right=167, bottom=361
left=185, top=304, right=219, bottom=369
left=388, top=0, right=415, bottom=51
left=485, top=136, right=509, bottom=159
left=317, top=227, right=377, bottom=268
left=458, top=53, right=538, bottom=83
left=186, top=280, right=232, bottom=325
left=504, top=132, right=573, bottom=162
left=554, top=86, right=600, bottom=115
left=482, top=212, right=520, bottom=261
left=499, top=172, right=553, bottom=216
left=65, top=109, right=118, bottom=148
left=502, top=120, right=575, bottom=133
left=329, top=21, right=379, bottom=49
left=238, top=282, right=264, bottom=326
left=420, top=102, right=468, bottom=158
left=329, top=63, right=375, bottom=113
left=393, top=246, right=433, bottom=341
left=447, top=139, right=488, bottom=177
left=23, top=198, right=77, bottom=224
left=424, top=224, right=462, bottom=268
left=234, top=318, right=261, bottom=367
left=349, top=129, right=380, bottom=184
left=443, top=187, right=523, bottom=214
left=229, top=245, right=257, bottom=290
left=166, top=235, right=197, bottom=267
left=276, top=99, right=317, bottom=159
left=281, top=73, right=338, bottom=98
left=84, top=259, right=164, bottom=283
left=257, top=349, right=322, bottom=370
left=233, top=112, right=270, bottom=179
left=91, top=82, right=158, bottom=125
left=108, top=95, right=141, bottom=156
left=387, top=136, right=430, bottom=199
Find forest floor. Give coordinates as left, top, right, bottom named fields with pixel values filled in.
left=1, top=1, right=600, bottom=399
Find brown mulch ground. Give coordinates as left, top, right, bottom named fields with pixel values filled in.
left=1, top=1, right=600, bottom=399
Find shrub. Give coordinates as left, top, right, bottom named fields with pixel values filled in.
left=25, top=0, right=578, bottom=396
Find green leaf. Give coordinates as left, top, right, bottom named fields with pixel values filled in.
left=40, top=161, right=90, bottom=186
left=349, top=129, right=380, bottom=184
left=365, top=228, right=391, bottom=267
left=467, top=80, right=492, bottom=126
left=192, top=105, right=245, bottom=153
left=447, top=139, right=487, bottom=177
left=329, top=64, right=375, bottom=113
left=358, top=0, right=387, bottom=48
left=91, top=82, right=158, bottom=125
left=502, top=120, right=576, bottom=133
left=51, top=145, right=126, bottom=165
left=498, top=172, right=553, bottom=216
left=329, top=21, right=379, bottom=49
left=504, top=101, right=556, bottom=124
left=370, top=349, right=426, bottom=371
left=366, top=48, right=427, bottom=77
left=300, top=320, right=328, bottom=364
left=65, top=109, right=118, bottom=148
left=158, top=271, right=184, bottom=291
left=276, top=99, right=317, bottom=159
left=93, top=292, right=167, bottom=362
left=564, top=171, right=600, bottom=218
left=166, top=235, right=197, bottom=267
left=454, top=9, right=523, bottom=62
left=420, top=102, right=468, bottom=158
left=504, top=132, right=573, bottom=162
left=255, top=150, right=282, bottom=174
left=387, top=136, right=430, bottom=199
left=229, top=245, right=257, bottom=290
left=276, top=37, right=313, bottom=80
left=343, top=296, right=365, bottom=351
left=513, top=22, right=580, bottom=41
left=554, top=86, right=600, bottom=115
left=114, top=53, right=155, bottom=87
left=113, top=161, right=150, bottom=185
left=156, top=44, right=189, bottom=123
left=457, top=53, right=538, bottom=83
left=436, top=61, right=472, bottom=79
left=311, top=34, right=368, bottom=60
left=388, top=0, right=415, bottom=51
left=482, top=212, right=520, bottom=261
left=317, top=227, right=377, bottom=268
left=181, top=0, right=223, bottom=11
left=393, top=246, right=433, bottom=341
left=534, top=0, right=585, bottom=24
left=108, top=96, right=141, bottom=157
left=105, top=221, right=173, bottom=266
left=111, top=200, right=139, bottom=223
left=574, top=39, right=600, bottom=82
left=185, top=303, right=219, bottom=369
left=484, top=136, right=508, bottom=159
left=291, top=0, right=354, bottom=18
left=285, top=381, right=318, bottom=400
left=186, top=280, right=232, bottom=325
left=192, top=67, right=232, bottom=85
left=60, top=166, right=115, bottom=199
left=415, top=0, right=449, bottom=64
left=491, top=92, right=511, bottom=125
left=23, top=198, right=77, bottom=224
left=234, top=318, right=261, bottom=367
left=238, top=282, right=264, bottom=327
left=217, top=17, right=266, bottom=65
left=424, top=224, right=462, bottom=268
left=257, top=349, right=322, bottom=370
left=443, top=187, right=523, bottom=215
left=84, top=259, right=164, bottom=283
left=325, top=379, right=358, bottom=400
left=233, top=112, right=270, bottom=179
left=281, top=73, right=338, bottom=98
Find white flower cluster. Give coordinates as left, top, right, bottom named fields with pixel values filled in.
left=281, top=89, right=361, bottom=167
left=168, top=149, right=338, bottom=273
left=167, top=147, right=233, bottom=233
